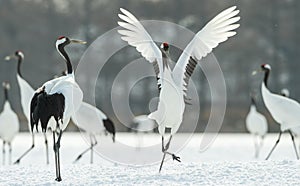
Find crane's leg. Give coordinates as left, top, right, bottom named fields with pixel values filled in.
left=254, top=135, right=259, bottom=158
left=259, top=136, right=265, bottom=150
left=90, top=134, right=98, bottom=164
left=159, top=136, right=166, bottom=173
left=44, top=133, right=49, bottom=164
left=265, top=131, right=282, bottom=160
left=53, top=130, right=63, bottom=182
left=14, top=133, right=35, bottom=164
left=288, top=130, right=299, bottom=160
left=73, top=134, right=98, bottom=163
left=159, top=135, right=180, bottom=173
left=164, top=135, right=180, bottom=162
left=257, top=136, right=265, bottom=158
left=8, top=142, right=12, bottom=165
left=136, top=132, right=142, bottom=151
left=2, top=141, right=5, bottom=165
left=56, top=130, right=62, bottom=181
left=53, top=132, right=59, bottom=181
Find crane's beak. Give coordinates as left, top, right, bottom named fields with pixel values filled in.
left=70, top=39, right=87, bottom=44
left=4, top=55, right=17, bottom=61
left=2, top=82, right=10, bottom=90
left=251, top=70, right=258, bottom=75
left=252, top=69, right=262, bottom=76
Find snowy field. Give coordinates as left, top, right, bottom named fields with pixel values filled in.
left=1, top=132, right=300, bottom=185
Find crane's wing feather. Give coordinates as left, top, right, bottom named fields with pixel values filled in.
left=118, top=8, right=163, bottom=91
left=43, top=74, right=83, bottom=121
left=172, top=6, right=240, bottom=97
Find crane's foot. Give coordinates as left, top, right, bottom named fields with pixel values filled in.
left=172, top=154, right=181, bottom=162
left=55, top=177, right=62, bottom=182
left=73, top=155, right=82, bottom=163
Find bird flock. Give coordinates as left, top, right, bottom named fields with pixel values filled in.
left=0, top=5, right=299, bottom=182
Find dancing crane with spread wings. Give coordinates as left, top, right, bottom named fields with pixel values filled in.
left=118, top=6, right=240, bottom=172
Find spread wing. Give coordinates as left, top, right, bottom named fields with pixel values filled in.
left=172, top=6, right=240, bottom=97
left=118, top=8, right=164, bottom=91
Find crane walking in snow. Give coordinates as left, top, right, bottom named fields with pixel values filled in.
left=253, top=64, right=300, bottom=160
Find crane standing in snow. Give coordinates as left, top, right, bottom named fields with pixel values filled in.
left=30, top=36, right=85, bottom=181
left=118, top=6, right=240, bottom=172
left=245, top=93, right=268, bottom=158
left=0, top=82, right=19, bottom=165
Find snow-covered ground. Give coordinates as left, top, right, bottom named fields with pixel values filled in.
left=1, top=132, right=300, bottom=185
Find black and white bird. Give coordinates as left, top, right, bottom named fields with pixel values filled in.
left=5, top=50, right=49, bottom=164
left=71, top=102, right=115, bottom=164
left=30, top=36, right=85, bottom=181
left=0, top=82, right=19, bottom=165
left=253, top=64, right=300, bottom=160
left=245, top=94, right=268, bottom=158
left=118, top=6, right=240, bottom=172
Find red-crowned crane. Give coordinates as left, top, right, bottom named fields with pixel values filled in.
left=5, top=51, right=49, bottom=164
left=254, top=64, right=300, bottom=160
left=118, top=6, right=240, bottom=172
left=30, top=36, right=85, bottom=181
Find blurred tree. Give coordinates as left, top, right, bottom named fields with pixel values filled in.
left=0, top=0, right=299, bottom=132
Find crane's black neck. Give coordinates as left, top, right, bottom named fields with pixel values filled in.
left=162, top=51, right=170, bottom=71
left=263, top=69, right=270, bottom=87
left=17, top=56, right=23, bottom=78
left=3, top=87, right=8, bottom=102
left=250, top=96, right=256, bottom=107
left=58, top=45, right=72, bottom=74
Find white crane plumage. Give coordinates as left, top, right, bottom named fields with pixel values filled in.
left=254, top=64, right=300, bottom=160
left=245, top=94, right=268, bottom=158
left=30, top=36, right=85, bottom=181
left=118, top=6, right=240, bottom=172
left=71, top=102, right=116, bottom=163
left=5, top=50, right=50, bottom=164
left=280, top=89, right=300, bottom=153
left=0, top=82, right=19, bottom=165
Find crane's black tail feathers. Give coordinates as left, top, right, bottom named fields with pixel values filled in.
left=103, top=118, right=116, bottom=142
left=30, top=87, right=65, bottom=133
